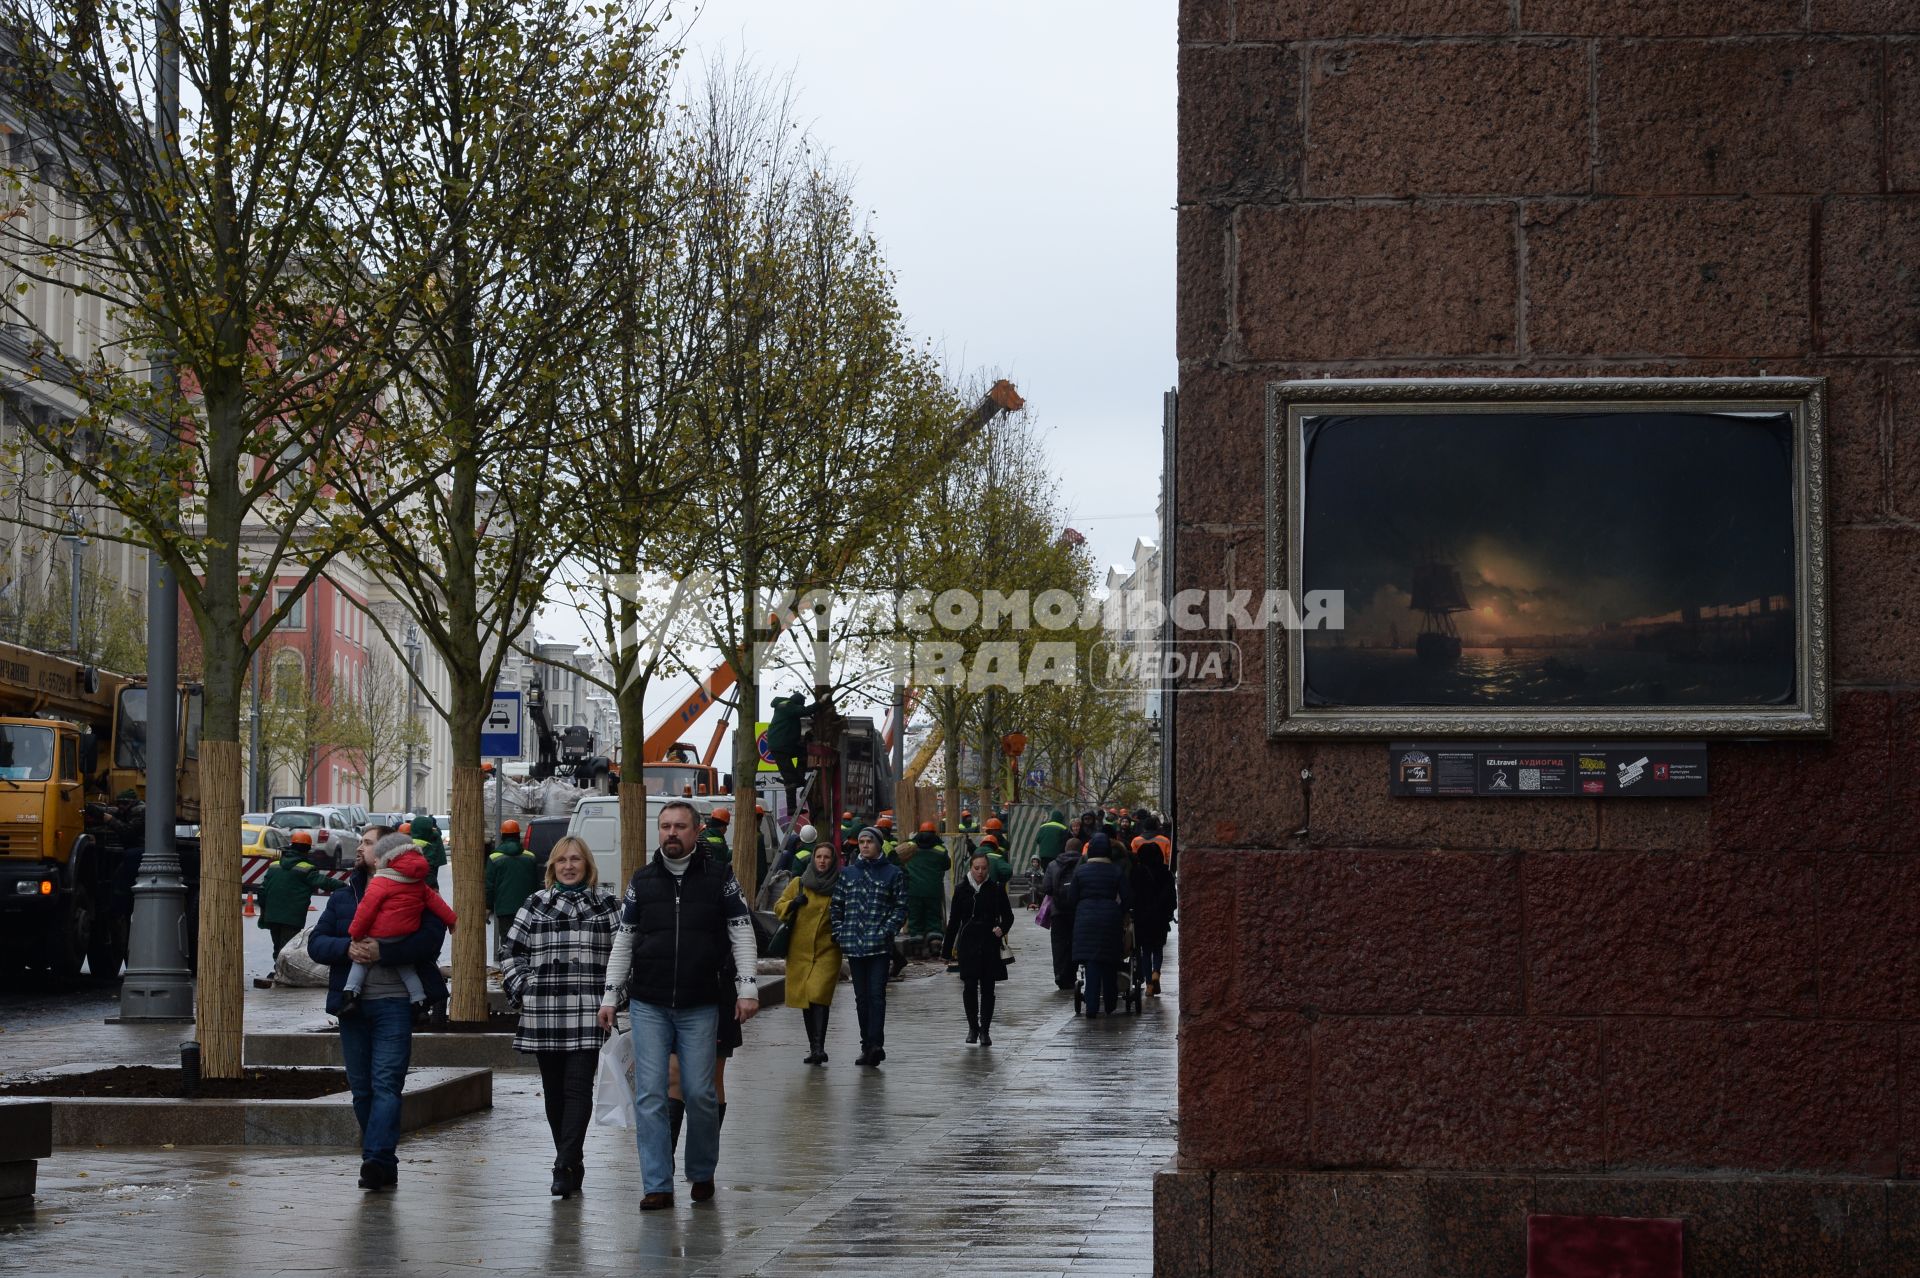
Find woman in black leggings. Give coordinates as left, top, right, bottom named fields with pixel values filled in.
left=945, top=851, right=1015, bottom=1046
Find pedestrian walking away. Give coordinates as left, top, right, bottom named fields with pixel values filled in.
left=1067, top=833, right=1131, bottom=1017
left=500, top=835, right=619, bottom=1199
left=1033, top=808, right=1070, bottom=871
left=830, top=826, right=907, bottom=1066
left=1129, top=839, right=1177, bottom=998
left=945, top=851, right=1014, bottom=1046
left=256, top=830, right=341, bottom=961
left=307, top=826, right=450, bottom=1191
left=409, top=809, right=448, bottom=892
left=486, top=819, right=540, bottom=962
left=1042, top=837, right=1085, bottom=990
left=596, top=799, right=758, bottom=1210
left=338, top=837, right=458, bottom=1017
left=775, top=843, right=844, bottom=1065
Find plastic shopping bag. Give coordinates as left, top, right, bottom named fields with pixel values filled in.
left=592, top=1029, right=635, bottom=1128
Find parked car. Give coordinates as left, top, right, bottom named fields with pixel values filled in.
left=265, top=806, right=359, bottom=868
left=523, top=815, right=571, bottom=868
left=241, top=823, right=290, bottom=859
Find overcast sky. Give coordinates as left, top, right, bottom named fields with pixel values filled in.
left=535, top=0, right=1173, bottom=738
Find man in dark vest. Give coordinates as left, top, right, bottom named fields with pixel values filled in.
left=598, top=799, right=759, bottom=1210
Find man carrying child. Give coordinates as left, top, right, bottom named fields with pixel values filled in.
left=308, top=827, right=455, bottom=1191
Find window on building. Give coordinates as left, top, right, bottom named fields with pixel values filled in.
left=275, top=587, right=305, bottom=629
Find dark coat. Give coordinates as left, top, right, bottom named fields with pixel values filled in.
left=1065, top=857, right=1131, bottom=964
left=1130, top=856, right=1177, bottom=950
left=620, top=850, right=745, bottom=1009
left=307, top=870, right=450, bottom=1015
left=944, top=876, right=1014, bottom=983
left=1042, top=849, right=1083, bottom=922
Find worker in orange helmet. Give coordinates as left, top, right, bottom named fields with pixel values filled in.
left=486, top=817, right=537, bottom=961
left=698, top=806, right=731, bottom=856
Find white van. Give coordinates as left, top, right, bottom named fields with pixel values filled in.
left=566, top=794, right=717, bottom=862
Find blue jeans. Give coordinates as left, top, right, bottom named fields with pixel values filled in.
left=848, top=955, right=890, bottom=1051
left=1137, top=943, right=1163, bottom=979
left=630, top=1000, right=720, bottom=1194
left=338, top=997, right=413, bottom=1169
left=1083, top=961, right=1119, bottom=1013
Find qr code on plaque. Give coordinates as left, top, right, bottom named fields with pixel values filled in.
left=1519, top=768, right=1541, bottom=791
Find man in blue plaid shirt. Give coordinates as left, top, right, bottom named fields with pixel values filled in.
left=830, top=826, right=907, bottom=1067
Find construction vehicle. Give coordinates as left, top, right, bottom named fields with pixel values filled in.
left=0, top=638, right=202, bottom=977
left=525, top=673, right=616, bottom=791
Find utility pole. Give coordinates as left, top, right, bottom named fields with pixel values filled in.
left=117, top=0, right=192, bottom=1021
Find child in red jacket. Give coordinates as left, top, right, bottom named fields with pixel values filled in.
left=340, top=845, right=457, bottom=1016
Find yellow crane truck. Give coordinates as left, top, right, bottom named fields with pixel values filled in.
left=0, top=639, right=201, bottom=977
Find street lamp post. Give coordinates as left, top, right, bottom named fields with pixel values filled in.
left=403, top=623, right=421, bottom=812
left=61, top=525, right=84, bottom=659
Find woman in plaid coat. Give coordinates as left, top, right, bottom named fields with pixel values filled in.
left=501, top=835, right=619, bottom=1199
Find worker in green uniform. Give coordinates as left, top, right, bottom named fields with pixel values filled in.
left=956, top=809, right=979, bottom=835
left=1034, top=809, right=1070, bottom=870
left=876, top=814, right=899, bottom=862
left=697, top=807, right=732, bottom=856
left=901, top=822, right=950, bottom=957
left=410, top=808, right=447, bottom=892
left=788, top=823, right=821, bottom=876
left=839, top=810, right=860, bottom=848
left=257, top=830, right=340, bottom=961
left=979, top=833, right=1014, bottom=885
left=484, top=819, right=540, bottom=961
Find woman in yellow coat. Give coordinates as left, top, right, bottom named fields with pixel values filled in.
left=775, top=843, right=843, bottom=1066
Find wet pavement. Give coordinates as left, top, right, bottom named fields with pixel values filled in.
left=0, top=910, right=1177, bottom=1276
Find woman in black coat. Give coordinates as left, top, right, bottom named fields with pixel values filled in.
left=1129, top=842, right=1177, bottom=998
left=945, top=851, right=1015, bottom=1046
left=1066, top=833, right=1132, bottom=1017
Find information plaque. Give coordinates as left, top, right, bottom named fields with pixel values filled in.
left=1387, top=741, right=1708, bottom=798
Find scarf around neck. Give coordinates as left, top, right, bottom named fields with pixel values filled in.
left=800, top=860, right=840, bottom=894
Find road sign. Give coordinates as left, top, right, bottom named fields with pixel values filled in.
left=480, top=690, right=523, bottom=757
left=1027, top=768, right=1046, bottom=785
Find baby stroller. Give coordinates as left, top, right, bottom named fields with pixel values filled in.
left=1072, top=918, right=1142, bottom=1016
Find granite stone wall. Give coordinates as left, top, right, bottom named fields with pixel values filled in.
left=1166, top=3, right=1920, bottom=1273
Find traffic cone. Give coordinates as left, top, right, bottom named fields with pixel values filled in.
left=244, top=892, right=256, bottom=917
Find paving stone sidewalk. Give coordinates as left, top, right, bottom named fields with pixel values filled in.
left=0, top=913, right=1178, bottom=1277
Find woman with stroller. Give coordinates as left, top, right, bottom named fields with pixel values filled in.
left=944, top=850, right=1015, bottom=1046
left=1066, top=833, right=1131, bottom=1017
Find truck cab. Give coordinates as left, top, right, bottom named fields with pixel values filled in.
left=0, top=717, right=105, bottom=975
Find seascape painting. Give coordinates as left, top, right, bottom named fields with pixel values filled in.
left=1296, top=409, right=1799, bottom=710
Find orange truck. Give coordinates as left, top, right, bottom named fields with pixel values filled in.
left=0, top=638, right=201, bottom=977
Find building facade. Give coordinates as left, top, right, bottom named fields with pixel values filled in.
left=1164, top=6, right=1920, bottom=1275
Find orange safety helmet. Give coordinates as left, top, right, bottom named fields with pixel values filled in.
left=399, top=821, right=412, bottom=834
left=918, top=821, right=938, bottom=834
left=501, top=819, right=520, bottom=836
left=841, top=811, right=853, bottom=820
left=290, top=829, right=313, bottom=846
left=876, top=815, right=893, bottom=830
left=980, top=833, right=1000, bottom=848
left=711, top=807, right=730, bottom=824
left=984, top=817, right=1004, bottom=832
left=755, top=804, right=766, bottom=816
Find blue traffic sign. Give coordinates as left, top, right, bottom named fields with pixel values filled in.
left=480, top=690, right=523, bottom=757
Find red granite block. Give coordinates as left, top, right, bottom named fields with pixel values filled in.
left=1605, top=1019, right=1900, bottom=1175
left=1239, top=0, right=1510, bottom=39
left=1818, top=853, right=1920, bottom=1019
left=1180, top=1009, right=1313, bottom=1167
left=1709, top=691, right=1895, bottom=852
left=1832, top=527, right=1920, bottom=683
left=1238, top=849, right=1523, bottom=1014
left=1524, top=851, right=1817, bottom=1017
left=1596, top=39, right=1879, bottom=195
left=1238, top=203, right=1517, bottom=360
left=1527, top=198, right=1811, bottom=356
left=1523, top=0, right=1804, bottom=35
left=1306, top=41, right=1588, bottom=197
left=1312, top=1016, right=1606, bottom=1170
left=1179, top=43, right=1301, bottom=204
left=1821, top=198, right=1920, bottom=353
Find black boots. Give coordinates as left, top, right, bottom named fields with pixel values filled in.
left=966, top=1024, right=979, bottom=1044
left=551, top=1163, right=582, bottom=1198
left=802, top=1004, right=831, bottom=1064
